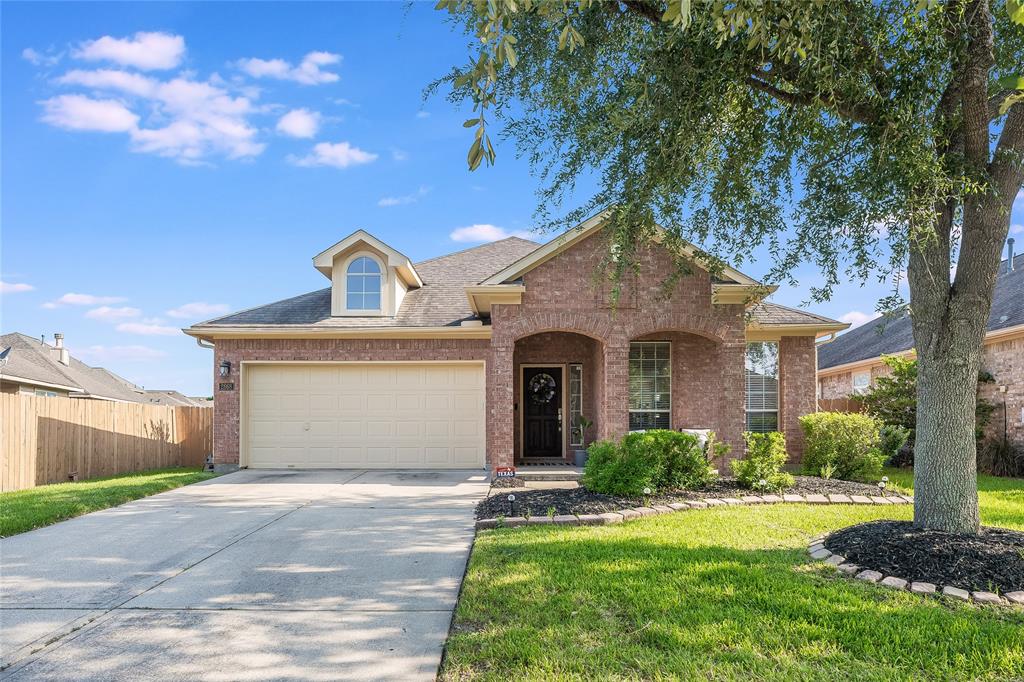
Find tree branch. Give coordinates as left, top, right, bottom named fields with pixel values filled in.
left=619, top=0, right=662, bottom=26
left=989, top=102, right=1024, bottom=205
left=745, top=76, right=877, bottom=124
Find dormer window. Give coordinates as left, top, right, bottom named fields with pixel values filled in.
left=346, top=255, right=382, bottom=312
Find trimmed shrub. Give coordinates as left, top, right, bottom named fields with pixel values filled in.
left=731, top=432, right=794, bottom=491
left=582, top=430, right=715, bottom=496
left=799, top=412, right=886, bottom=482
left=879, top=424, right=911, bottom=466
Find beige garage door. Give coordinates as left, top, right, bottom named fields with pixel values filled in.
left=245, top=363, right=485, bottom=469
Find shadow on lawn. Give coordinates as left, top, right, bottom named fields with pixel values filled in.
left=445, top=528, right=1024, bottom=680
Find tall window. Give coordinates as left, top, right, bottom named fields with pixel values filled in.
left=745, top=342, right=779, bottom=432
left=629, top=342, right=671, bottom=430
left=568, top=364, right=584, bottom=446
left=346, top=256, right=381, bottom=311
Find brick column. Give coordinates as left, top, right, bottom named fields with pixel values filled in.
left=779, top=335, right=817, bottom=462
left=486, top=342, right=515, bottom=470
left=717, top=338, right=747, bottom=464
left=602, top=340, right=630, bottom=439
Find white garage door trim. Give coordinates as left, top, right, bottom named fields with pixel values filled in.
left=240, top=361, right=486, bottom=469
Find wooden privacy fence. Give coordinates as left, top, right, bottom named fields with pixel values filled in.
left=817, top=397, right=865, bottom=413
left=1, top=394, right=212, bottom=492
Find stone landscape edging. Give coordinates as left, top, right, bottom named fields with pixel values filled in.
left=806, top=534, right=1024, bottom=608
left=475, top=491, right=914, bottom=530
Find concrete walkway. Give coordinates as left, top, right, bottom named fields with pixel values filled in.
left=0, top=469, right=490, bottom=681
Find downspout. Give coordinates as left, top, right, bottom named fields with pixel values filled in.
left=195, top=337, right=214, bottom=350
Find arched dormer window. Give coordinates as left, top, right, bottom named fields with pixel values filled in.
left=346, top=255, right=382, bottom=311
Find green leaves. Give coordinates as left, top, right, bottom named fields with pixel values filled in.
left=1009, top=0, right=1024, bottom=26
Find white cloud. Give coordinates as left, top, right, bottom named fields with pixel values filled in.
left=47, top=70, right=265, bottom=163
left=276, top=108, right=320, bottom=138
left=73, top=31, right=185, bottom=70
left=378, top=186, right=430, bottom=207
left=236, top=51, right=341, bottom=85
left=415, top=111, right=430, bottom=119
left=449, top=224, right=534, bottom=243
left=116, top=321, right=180, bottom=336
left=50, top=292, right=128, bottom=306
left=166, top=302, right=230, bottom=319
left=40, top=94, right=139, bottom=132
left=22, top=47, right=62, bottom=67
left=1, top=281, right=34, bottom=293
left=57, top=69, right=157, bottom=97
left=74, top=344, right=167, bottom=362
left=85, top=306, right=141, bottom=321
left=1011, top=223, right=1023, bottom=235
left=391, top=148, right=409, bottom=162
left=290, top=141, right=377, bottom=169
left=838, top=311, right=874, bottom=329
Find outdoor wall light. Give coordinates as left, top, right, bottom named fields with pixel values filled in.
left=219, top=360, right=231, bottom=378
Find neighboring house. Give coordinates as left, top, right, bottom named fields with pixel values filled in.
left=0, top=332, right=147, bottom=402
left=185, top=213, right=847, bottom=473
left=143, top=390, right=212, bottom=407
left=818, top=244, right=1023, bottom=447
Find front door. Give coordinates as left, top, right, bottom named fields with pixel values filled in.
left=522, top=366, right=563, bottom=458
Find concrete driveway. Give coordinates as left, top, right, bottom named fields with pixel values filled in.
left=0, top=469, right=490, bottom=681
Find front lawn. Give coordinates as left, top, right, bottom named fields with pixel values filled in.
left=443, top=473, right=1024, bottom=681
left=0, top=467, right=217, bottom=537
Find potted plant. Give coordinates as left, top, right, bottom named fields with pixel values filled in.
left=573, top=416, right=593, bottom=467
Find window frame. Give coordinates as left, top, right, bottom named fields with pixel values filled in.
left=343, top=252, right=384, bottom=314
left=568, top=363, right=584, bottom=447
left=628, top=341, right=672, bottom=431
left=745, top=341, right=779, bottom=433
left=851, top=370, right=871, bottom=394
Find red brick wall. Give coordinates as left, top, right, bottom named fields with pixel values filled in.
left=489, top=230, right=749, bottom=468
left=212, top=338, right=488, bottom=467
left=978, top=334, right=1024, bottom=448
left=779, top=335, right=819, bottom=461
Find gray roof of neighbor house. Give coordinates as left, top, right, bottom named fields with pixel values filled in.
left=818, top=251, right=1024, bottom=370
left=0, top=332, right=147, bottom=402
left=143, top=390, right=210, bottom=407
left=194, top=235, right=842, bottom=331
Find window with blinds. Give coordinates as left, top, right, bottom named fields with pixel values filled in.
left=629, top=341, right=671, bottom=430
left=745, top=342, right=779, bottom=432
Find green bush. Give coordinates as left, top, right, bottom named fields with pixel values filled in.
left=582, top=430, right=715, bottom=496
left=878, top=424, right=911, bottom=465
left=731, top=432, right=794, bottom=491
left=799, top=412, right=886, bottom=482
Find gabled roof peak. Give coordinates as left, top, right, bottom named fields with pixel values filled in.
left=312, top=229, right=422, bottom=288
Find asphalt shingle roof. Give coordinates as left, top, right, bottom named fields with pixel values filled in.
left=750, top=302, right=843, bottom=327
left=201, top=237, right=541, bottom=328
left=0, top=332, right=147, bottom=401
left=818, top=252, right=1024, bottom=370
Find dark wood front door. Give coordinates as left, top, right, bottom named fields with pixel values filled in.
left=522, top=366, right=563, bottom=458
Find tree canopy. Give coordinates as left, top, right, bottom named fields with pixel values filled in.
left=438, top=0, right=1023, bottom=303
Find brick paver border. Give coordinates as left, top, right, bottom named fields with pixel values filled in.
left=805, top=532, right=1023, bottom=608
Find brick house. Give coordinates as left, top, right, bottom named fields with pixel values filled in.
left=185, top=213, right=846, bottom=473
left=818, top=244, right=1023, bottom=449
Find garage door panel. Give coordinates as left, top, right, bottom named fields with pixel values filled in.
left=245, top=363, right=485, bottom=468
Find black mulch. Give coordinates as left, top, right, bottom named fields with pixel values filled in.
left=825, top=520, right=1024, bottom=593
left=475, top=475, right=891, bottom=520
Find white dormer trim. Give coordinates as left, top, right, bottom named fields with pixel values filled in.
left=313, top=230, right=422, bottom=318
left=313, top=229, right=423, bottom=289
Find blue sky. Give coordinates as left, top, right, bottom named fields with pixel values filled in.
left=2, top=2, right=1021, bottom=397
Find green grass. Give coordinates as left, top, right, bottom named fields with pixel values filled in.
left=0, top=467, right=217, bottom=537
left=443, top=473, right=1024, bottom=681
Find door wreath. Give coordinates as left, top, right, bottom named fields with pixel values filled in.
left=528, top=373, right=557, bottom=404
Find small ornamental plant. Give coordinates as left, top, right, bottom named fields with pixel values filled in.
left=732, top=432, right=794, bottom=491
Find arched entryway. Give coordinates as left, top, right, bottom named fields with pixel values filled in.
left=513, top=331, right=604, bottom=463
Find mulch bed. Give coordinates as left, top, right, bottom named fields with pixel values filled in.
left=825, top=520, right=1024, bottom=593
left=475, top=475, right=889, bottom=520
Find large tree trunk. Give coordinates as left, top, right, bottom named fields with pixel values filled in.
left=907, top=196, right=1009, bottom=535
